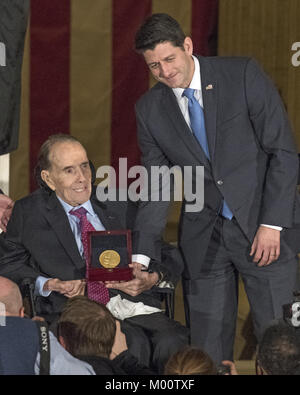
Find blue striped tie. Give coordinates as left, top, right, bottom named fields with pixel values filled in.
left=183, top=88, right=233, bottom=219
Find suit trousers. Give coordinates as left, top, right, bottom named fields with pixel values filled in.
left=122, top=312, right=189, bottom=374
left=182, top=216, right=298, bottom=364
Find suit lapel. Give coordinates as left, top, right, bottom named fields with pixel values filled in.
left=44, top=193, right=84, bottom=270
left=90, top=196, right=124, bottom=230
left=198, top=56, right=218, bottom=163
left=161, top=87, right=211, bottom=169
left=44, top=194, right=124, bottom=271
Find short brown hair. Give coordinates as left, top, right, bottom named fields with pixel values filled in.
left=164, top=346, right=217, bottom=375
left=135, top=13, right=186, bottom=53
left=58, top=296, right=116, bottom=359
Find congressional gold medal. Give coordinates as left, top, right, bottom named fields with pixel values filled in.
left=99, top=250, right=121, bottom=268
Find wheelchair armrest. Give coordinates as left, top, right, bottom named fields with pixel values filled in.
left=152, top=286, right=175, bottom=319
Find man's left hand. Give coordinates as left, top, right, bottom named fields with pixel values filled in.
left=250, top=226, right=280, bottom=267
left=105, top=262, right=159, bottom=297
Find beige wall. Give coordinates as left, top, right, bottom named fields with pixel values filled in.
left=218, top=0, right=300, bottom=149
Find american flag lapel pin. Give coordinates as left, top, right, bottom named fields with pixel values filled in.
left=206, top=84, right=213, bottom=90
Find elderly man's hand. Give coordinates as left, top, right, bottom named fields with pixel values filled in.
left=105, top=262, right=159, bottom=297
left=0, top=194, right=14, bottom=232
left=43, top=278, right=86, bottom=297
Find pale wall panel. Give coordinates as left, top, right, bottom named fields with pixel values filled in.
left=70, top=0, right=112, bottom=170
left=152, top=0, right=192, bottom=36
left=0, top=154, right=9, bottom=195
left=219, top=0, right=300, bottom=148
left=10, top=24, right=30, bottom=200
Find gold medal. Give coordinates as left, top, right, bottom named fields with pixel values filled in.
left=99, top=250, right=121, bottom=269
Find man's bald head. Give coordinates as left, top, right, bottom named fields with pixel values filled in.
left=0, top=277, right=24, bottom=316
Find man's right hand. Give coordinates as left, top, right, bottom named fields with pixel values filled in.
left=105, top=262, right=159, bottom=297
left=0, top=194, right=14, bottom=232
left=43, top=278, right=86, bottom=297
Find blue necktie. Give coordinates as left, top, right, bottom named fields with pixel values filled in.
left=183, top=88, right=233, bottom=220
left=183, top=88, right=210, bottom=159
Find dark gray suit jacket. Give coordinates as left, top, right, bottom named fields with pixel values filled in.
left=0, top=189, right=183, bottom=320
left=0, top=0, right=29, bottom=154
left=133, top=56, right=300, bottom=279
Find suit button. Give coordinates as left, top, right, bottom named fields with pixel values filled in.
left=217, top=180, right=223, bottom=185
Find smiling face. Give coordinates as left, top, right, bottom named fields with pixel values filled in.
left=41, top=141, right=92, bottom=207
left=143, top=37, right=194, bottom=89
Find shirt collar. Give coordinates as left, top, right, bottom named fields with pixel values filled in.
left=56, top=195, right=95, bottom=217
left=172, top=55, right=202, bottom=100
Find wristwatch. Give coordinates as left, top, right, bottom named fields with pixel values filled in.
left=155, top=271, right=165, bottom=286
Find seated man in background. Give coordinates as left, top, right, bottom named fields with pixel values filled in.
left=256, top=321, right=300, bottom=375
left=0, top=276, right=95, bottom=375
left=0, top=133, right=188, bottom=373
left=58, top=295, right=154, bottom=375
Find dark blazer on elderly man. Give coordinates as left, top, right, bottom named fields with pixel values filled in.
left=0, top=188, right=183, bottom=318
left=0, top=187, right=188, bottom=372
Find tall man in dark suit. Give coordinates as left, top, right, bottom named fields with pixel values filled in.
left=132, top=13, right=300, bottom=363
left=0, top=0, right=29, bottom=155
left=0, top=0, right=30, bottom=231
left=0, top=133, right=188, bottom=373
